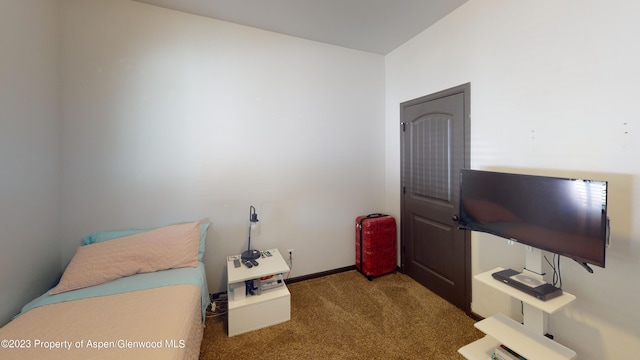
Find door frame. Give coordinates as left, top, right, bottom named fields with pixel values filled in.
left=399, top=83, right=472, bottom=314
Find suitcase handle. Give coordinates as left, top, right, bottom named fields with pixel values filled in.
left=356, top=213, right=388, bottom=229
left=365, top=213, right=387, bottom=219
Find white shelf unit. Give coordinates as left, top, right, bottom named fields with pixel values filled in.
left=475, top=267, right=576, bottom=314
left=227, top=248, right=291, bottom=337
left=459, top=267, right=577, bottom=360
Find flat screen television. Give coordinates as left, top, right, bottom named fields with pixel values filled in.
left=458, top=169, right=609, bottom=270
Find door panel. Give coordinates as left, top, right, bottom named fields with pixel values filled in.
left=410, top=115, right=451, bottom=202
left=413, top=215, right=454, bottom=280
left=400, top=84, right=470, bottom=313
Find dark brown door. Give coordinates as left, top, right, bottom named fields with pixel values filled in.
left=400, top=84, right=471, bottom=313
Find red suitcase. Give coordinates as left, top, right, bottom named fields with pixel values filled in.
left=356, top=214, right=397, bottom=280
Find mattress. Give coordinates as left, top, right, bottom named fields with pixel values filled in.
left=0, top=265, right=209, bottom=359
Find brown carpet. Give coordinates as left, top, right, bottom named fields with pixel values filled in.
left=199, top=270, right=483, bottom=359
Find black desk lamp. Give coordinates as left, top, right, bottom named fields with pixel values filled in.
left=241, top=205, right=261, bottom=260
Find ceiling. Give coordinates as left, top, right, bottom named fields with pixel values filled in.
left=133, top=0, right=468, bottom=55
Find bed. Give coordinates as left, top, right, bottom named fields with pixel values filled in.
left=0, top=221, right=210, bottom=360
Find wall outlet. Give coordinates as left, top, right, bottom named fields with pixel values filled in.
left=287, top=249, right=294, bottom=258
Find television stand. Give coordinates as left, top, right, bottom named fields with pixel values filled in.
left=458, top=267, right=577, bottom=359
left=491, top=268, right=563, bottom=301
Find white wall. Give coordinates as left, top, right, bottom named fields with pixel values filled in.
left=59, top=0, right=385, bottom=293
left=0, top=0, right=60, bottom=326
left=385, top=0, right=640, bottom=358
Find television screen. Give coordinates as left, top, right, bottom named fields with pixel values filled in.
left=458, top=169, right=608, bottom=268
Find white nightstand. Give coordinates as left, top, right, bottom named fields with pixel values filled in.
left=226, top=248, right=291, bottom=336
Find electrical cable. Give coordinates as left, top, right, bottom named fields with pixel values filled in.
left=556, top=254, right=563, bottom=288
left=206, top=294, right=229, bottom=318
left=286, top=252, right=293, bottom=279
left=544, top=253, right=563, bottom=288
